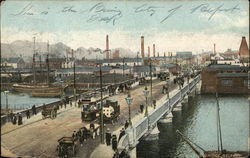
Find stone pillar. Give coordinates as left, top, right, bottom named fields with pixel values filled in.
left=130, top=147, right=137, bottom=158
left=145, top=124, right=159, bottom=141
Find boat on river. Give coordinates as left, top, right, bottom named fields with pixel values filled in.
left=12, top=38, right=66, bottom=97
left=176, top=93, right=249, bottom=158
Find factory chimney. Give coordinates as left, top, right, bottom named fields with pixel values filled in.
left=141, top=36, right=145, bottom=58
left=106, top=35, right=109, bottom=59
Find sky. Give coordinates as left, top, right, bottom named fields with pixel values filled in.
left=1, top=0, right=249, bottom=55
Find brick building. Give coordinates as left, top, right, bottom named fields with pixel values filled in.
left=201, top=64, right=249, bottom=94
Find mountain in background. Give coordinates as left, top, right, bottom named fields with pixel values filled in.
left=1, top=40, right=137, bottom=60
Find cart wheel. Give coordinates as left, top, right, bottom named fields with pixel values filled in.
left=50, top=110, right=54, bottom=119
left=53, top=110, right=56, bottom=119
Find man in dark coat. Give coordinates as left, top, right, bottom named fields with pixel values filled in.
left=112, top=135, right=117, bottom=151
left=26, top=110, right=30, bottom=119
left=153, top=100, right=156, bottom=109
left=124, top=120, right=129, bottom=129
left=13, top=115, right=17, bottom=125
left=140, top=104, right=144, bottom=113
left=105, top=128, right=111, bottom=146
left=18, top=113, right=22, bottom=125
left=118, top=128, right=125, bottom=142
left=32, top=105, right=37, bottom=115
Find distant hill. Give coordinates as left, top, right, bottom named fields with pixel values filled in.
left=1, top=40, right=137, bottom=60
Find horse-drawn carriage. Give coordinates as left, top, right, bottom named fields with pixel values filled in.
left=81, top=108, right=100, bottom=122
left=103, top=99, right=120, bottom=123
left=158, top=72, right=170, bottom=81
left=139, top=77, right=146, bottom=85
left=41, top=105, right=58, bottom=119
left=57, top=137, right=76, bottom=158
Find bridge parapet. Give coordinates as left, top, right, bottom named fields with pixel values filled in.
left=118, top=75, right=201, bottom=151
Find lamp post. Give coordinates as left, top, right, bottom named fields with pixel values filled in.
left=125, top=93, right=133, bottom=126
left=99, top=64, right=104, bottom=144
left=4, top=91, right=9, bottom=112
left=166, top=79, right=170, bottom=99
left=143, top=87, right=149, bottom=116
left=150, top=61, right=153, bottom=107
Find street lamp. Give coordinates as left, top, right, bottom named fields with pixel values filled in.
left=166, top=80, right=170, bottom=99
left=4, top=91, right=9, bottom=112
left=125, top=93, right=133, bottom=126
left=143, top=87, right=149, bottom=116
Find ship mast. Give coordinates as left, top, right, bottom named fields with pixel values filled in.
left=73, top=49, right=76, bottom=106
left=216, top=92, right=223, bottom=154
left=33, top=37, right=36, bottom=85
left=46, top=41, right=50, bottom=85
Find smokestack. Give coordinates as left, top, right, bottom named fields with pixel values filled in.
left=168, top=52, right=170, bottom=56
left=148, top=46, right=150, bottom=57
left=153, top=44, right=155, bottom=57
left=106, top=35, right=109, bottom=59
left=71, top=49, right=74, bottom=59
left=164, top=52, right=166, bottom=57
left=141, top=36, right=145, bottom=58
left=157, top=52, right=159, bottom=57
left=214, top=43, right=216, bottom=54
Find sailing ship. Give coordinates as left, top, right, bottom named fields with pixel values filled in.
left=13, top=37, right=65, bottom=97
left=176, top=93, right=249, bottom=158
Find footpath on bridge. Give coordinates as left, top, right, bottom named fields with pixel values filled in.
left=1, top=77, right=165, bottom=157
left=90, top=77, right=195, bottom=158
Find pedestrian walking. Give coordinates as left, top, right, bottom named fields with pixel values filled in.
left=112, top=135, right=117, bottom=151
left=118, top=128, right=125, bottom=142
left=140, top=104, right=144, bottom=113
left=72, top=131, right=77, bottom=141
left=79, top=129, right=84, bottom=146
left=64, top=100, right=67, bottom=109
left=124, top=120, right=129, bottom=129
left=153, top=100, right=156, bottom=109
left=17, top=113, right=22, bottom=125
left=9, top=112, right=14, bottom=122
left=105, top=128, right=111, bottom=146
left=26, top=110, right=30, bottom=119
left=13, top=115, right=17, bottom=125
left=83, top=127, right=88, bottom=141
left=32, top=105, right=37, bottom=115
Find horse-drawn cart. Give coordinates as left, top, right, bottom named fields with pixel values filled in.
left=41, top=106, right=58, bottom=119
left=57, top=137, right=76, bottom=158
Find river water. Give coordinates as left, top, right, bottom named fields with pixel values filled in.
left=0, top=92, right=59, bottom=110
left=137, top=94, right=249, bottom=158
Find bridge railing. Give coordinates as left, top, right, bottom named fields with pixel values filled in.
left=118, top=75, right=201, bottom=151
left=135, top=117, right=148, bottom=140
left=148, top=99, right=169, bottom=125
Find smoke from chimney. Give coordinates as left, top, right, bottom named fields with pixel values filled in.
left=148, top=46, right=150, bottom=57
left=141, top=36, right=145, bottom=58
left=213, top=43, right=216, bottom=54
left=106, top=35, right=109, bottom=59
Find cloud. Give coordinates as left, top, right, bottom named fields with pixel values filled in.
left=1, top=27, right=248, bottom=55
